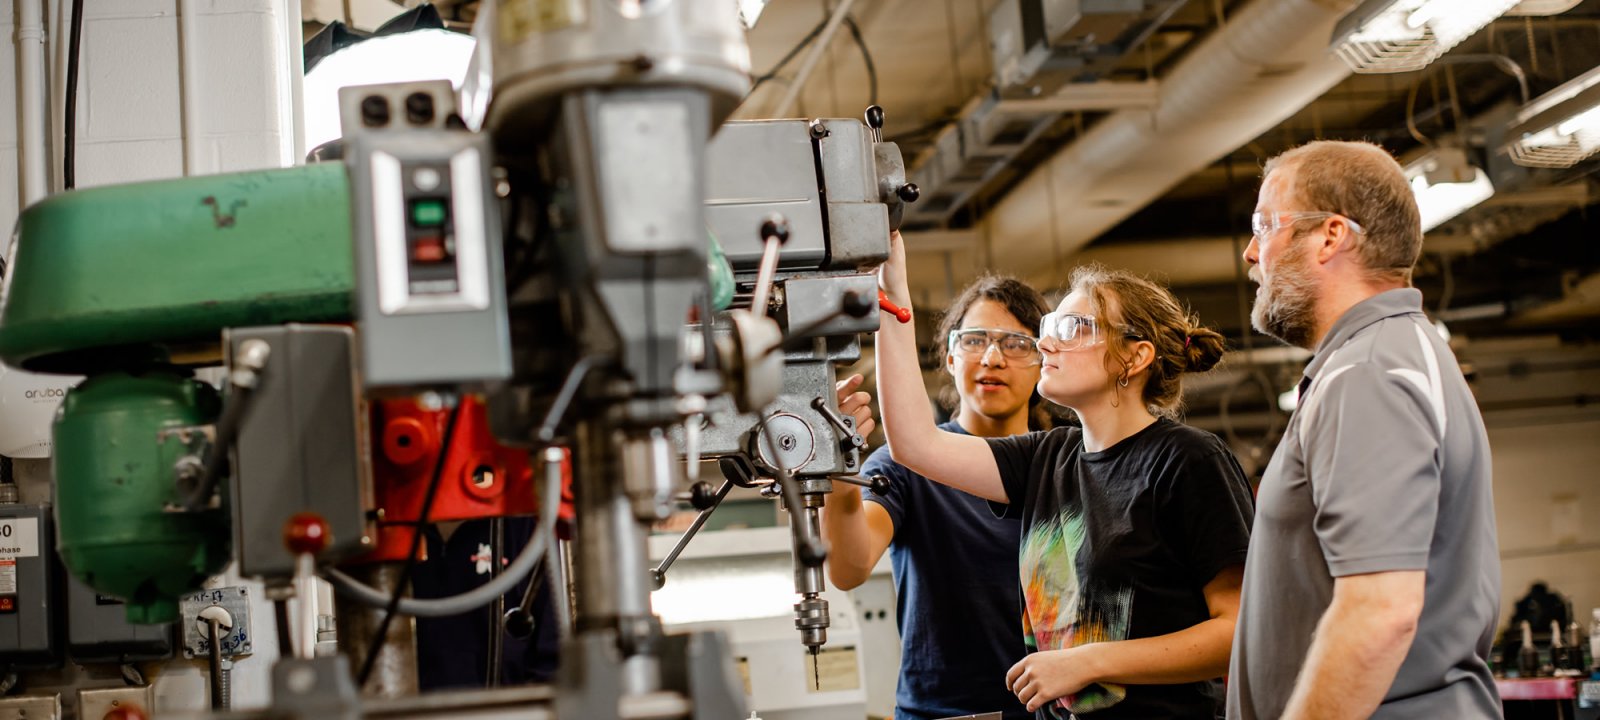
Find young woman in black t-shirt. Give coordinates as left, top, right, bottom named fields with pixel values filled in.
left=870, top=231, right=1255, bottom=719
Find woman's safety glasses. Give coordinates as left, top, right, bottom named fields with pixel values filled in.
left=1037, top=312, right=1141, bottom=352
left=947, top=328, right=1042, bottom=366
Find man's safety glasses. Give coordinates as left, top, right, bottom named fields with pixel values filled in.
left=947, top=328, right=1042, bottom=365
left=1249, top=211, right=1365, bottom=240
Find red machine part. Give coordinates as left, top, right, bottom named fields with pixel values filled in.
left=352, top=396, right=574, bottom=564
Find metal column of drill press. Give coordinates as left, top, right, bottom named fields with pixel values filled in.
left=474, top=0, right=751, bottom=717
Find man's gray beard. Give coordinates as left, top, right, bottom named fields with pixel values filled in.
left=1250, top=248, right=1320, bottom=349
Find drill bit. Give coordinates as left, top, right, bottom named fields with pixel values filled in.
left=811, top=646, right=820, bottom=690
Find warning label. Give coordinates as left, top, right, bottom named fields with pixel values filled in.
left=0, top=558, right=16, bottom=611
left=0, top=518, right=39, bottom=558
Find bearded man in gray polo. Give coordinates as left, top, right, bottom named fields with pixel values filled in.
left=1226, top=140, right=1501, bottom=719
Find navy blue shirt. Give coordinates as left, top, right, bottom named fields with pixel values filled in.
left=413, top=518, right=561, bottom=689
left=864, top=420, right=1030, bottom=720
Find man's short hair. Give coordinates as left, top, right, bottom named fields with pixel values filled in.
left=1262, top=140, right=1423, bottom=284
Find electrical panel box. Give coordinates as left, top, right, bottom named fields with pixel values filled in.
left=227, top=325, right=373, bottom=578
left=345, top=83, right=511, bottom=390
left=0, top=503, right=59, bottom=668
left=65, top=572, right=173, bottom=664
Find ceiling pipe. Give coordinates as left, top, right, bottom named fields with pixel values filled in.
left=770, top=0, right=862, bottom=118
left=17, top=0, right=50, bottom=204
left=980, top=0, right=1362, bottom=288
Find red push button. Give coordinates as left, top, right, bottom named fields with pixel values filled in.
left=412, top=236, right=448, bottom=263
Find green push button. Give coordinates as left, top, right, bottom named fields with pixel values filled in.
left=410, top=199, right=447, bottom=227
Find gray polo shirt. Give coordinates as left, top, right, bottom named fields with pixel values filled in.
left=1227, top=288, right=1501, bottom=719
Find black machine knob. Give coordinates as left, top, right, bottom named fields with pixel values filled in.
left=503, top=607, right=535, bottom=639
left=799, top=538, right=829, bottom=566
left=688, top=481, right=717, bottom=511
left=897, top=183, right=920, bottom=204
left=864, top=105, right=885, bottom=131
left=760, top=215, right=791, bottom=245
left=840, top=290, right=873, bottom=319
left=868, top=474, right=891, bottom=495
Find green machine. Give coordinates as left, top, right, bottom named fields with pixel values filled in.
left=3, top=163, right=354, bottom=623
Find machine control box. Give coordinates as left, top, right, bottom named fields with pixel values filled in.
left=0, top=503, right=58, bottom=668
left=66, top=573, right=173, bottom=663
left=227, top=325, right=373, bottom=578
left=346, top=90, right=512, bottom=390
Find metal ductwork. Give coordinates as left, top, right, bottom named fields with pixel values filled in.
left=903, top=0, right=1188, bottom=227
left=979, top=0, right=1361, bottom=287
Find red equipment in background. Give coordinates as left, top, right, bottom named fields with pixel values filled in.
left=355, top=396, right=574, bottom=563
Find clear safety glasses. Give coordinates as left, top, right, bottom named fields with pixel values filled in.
left=947, top=328, right=1042, bottom=366
left=1037, top=312, right=1141, bottom=352
left=1249, top=211, right=1366, bottom=240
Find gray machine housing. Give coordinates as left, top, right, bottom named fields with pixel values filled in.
left=65, top=573, right=173, bottom=663
left=227, top=325, right=373, bottom=579
left=0, top=502, right=59, bottom=668
left=346, top=111, right=512, bottom=390
left=691, top=117, right=909, bottom=479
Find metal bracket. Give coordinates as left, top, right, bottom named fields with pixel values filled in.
left=180, top=586, right=253, bottom=659
left=159, top=424, right=217, bottom=511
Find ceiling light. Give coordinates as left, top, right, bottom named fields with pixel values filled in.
left=1405, top=148, right=1494, bottom=232
left=1504, top=64, right=1600, bottom=169
left=1506, top=0, right=1583, bottom=15
left=1332, top=0, right=1519, bottom=74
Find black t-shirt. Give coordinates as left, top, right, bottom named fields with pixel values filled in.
left=987, top=419, right=1254, bottom=720
left=864, top=421, right=1030, bottom=720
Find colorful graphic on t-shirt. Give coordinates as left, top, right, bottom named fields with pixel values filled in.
left=1019, top=509, right=1134, bottom=717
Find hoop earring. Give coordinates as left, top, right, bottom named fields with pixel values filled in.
left=1117, top=372, right=1130, bottom=389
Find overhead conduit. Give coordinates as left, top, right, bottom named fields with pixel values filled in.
left=982, top=0, right=1361, bottom=287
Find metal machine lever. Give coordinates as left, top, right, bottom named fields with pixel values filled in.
left=760, top=290, right=874, bottom=357
left=832, top=473, right=890, bottom=495
left=878, top=291, right=911, bottom=324
left=810, top=396, right=866, bottom=454
left=749, top=215, right=790, bottom=315
left=650, top=478, right=735, bottom=590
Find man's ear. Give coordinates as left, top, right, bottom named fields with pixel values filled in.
left=1316, top=217, right=1357, bottom=265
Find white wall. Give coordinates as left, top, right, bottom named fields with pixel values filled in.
left=4, top=0, right=302, bottom=233
left=4, top=0, right=304, bottom=712
left=1489, top=418, right=1600, bottom=629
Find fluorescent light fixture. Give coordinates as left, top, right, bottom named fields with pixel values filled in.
left=1406, top=148, right=1494, bottom=232
left=1504, top=64, right=1600, bottom=169
left=738, top=0, right=772, bottom=29
left=301, top=29, right=477, bottom=151
left=1332, top=0, right=1519, bottom=74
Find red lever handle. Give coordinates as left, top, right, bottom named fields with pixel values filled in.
left=878, top=291, right=911, bottom=324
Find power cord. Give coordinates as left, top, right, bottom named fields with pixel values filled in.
left=64, top=0, right=85, bottom=190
